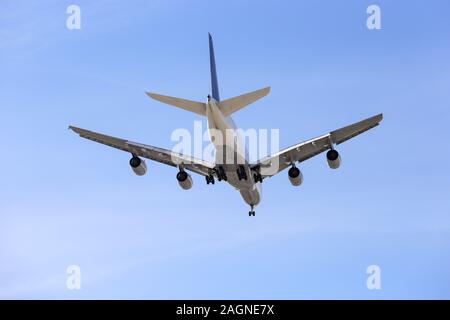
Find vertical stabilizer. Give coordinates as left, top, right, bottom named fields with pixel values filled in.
left=208, top=33, right=220, bottom=101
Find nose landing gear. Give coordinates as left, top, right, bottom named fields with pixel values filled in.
left=248, top=205, right=256, bottom=217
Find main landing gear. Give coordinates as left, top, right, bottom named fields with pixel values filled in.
left=216, top=166, right=227, bottom=182
left=253, top=172, right=263, bottom=183
left=207, top=167, right=226, bottom=185
left=251, top=165, right=263, bottom=183
left=237, top=165, right=248, bottom=181
left=248, top=205, right=256, bottom=217
left=205, top=174, right=215, bottom=185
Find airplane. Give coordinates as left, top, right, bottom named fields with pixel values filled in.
left=69, top=33, right=382, bottom=217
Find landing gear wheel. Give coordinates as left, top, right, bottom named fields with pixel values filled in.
left=217, top=166, right=227, bottom=182
left=237, top=166, right=248, bottom=181
left=248, top=205, right=256, bottom=217
left=253, top=173, right=262, bottom=183
left=206, top=175, right=215, bottom=185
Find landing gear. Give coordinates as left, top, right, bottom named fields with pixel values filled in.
left=253, top=172, right=263, bottom=183
left=248, top=205, right=256, bottom=217
left=237, top=166, right=248, bottom=181
left=216, top=166, right=227, bottom=182
left=205, top=174, right=215, bottom=185
left=251, top=165, right=263, bottom=183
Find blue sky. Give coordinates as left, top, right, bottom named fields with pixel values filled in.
left=1, top=0, right=450, bottom=299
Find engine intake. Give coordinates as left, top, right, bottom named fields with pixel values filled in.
left=129, top=156, right=147, bottom=176
left=326, top=149, right=341, bottom=169
left=288, top=166, right=303, bottom=186
left=176, top=171, right=193, bottom=190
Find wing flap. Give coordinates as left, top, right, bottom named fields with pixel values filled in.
left=70, top=126, right=130, bottom=152
left=253, top=114, right=383, bottom=178
left=331, top=113, right=383, bottom=144
left=69, top=126, right=214, bottom=177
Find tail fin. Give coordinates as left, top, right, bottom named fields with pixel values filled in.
left=219, top=87, right=271, bottom=116
left=145, top=92, right=206, bottom=116
left=208, top=33, right=220, bottom=101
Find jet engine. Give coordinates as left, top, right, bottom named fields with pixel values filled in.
left=288, top=166, right=303, bottom=186
left=129, top=156, right=147, bottom=176
left=177, top=171, right=193, bottom=190
left=326, top=149, right=341, bottom=169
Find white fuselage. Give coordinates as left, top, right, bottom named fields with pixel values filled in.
left=206, top=98, right=261, bottom=207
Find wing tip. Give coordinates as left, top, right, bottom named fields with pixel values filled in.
left=368, top=113, right=383, bottom=124
left=146, top=92, right=164, bottom=101
left=376, top=113, right=383, bottom=123
left=68, top=125, right=87, bottom=136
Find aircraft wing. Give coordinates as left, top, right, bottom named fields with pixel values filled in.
left=69, top=126, right=214, bottom=177
left=253, top=114, right=383, bottom=178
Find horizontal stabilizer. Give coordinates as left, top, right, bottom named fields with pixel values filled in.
left=219, top=87, right=270, bottom=116
left=146, top=92, right=206, bottom=116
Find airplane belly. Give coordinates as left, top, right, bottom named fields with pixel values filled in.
left=206, top=99, right=261, bottom=207
left=239, top=184, right=261, bottom=207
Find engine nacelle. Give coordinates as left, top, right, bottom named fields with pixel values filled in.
left=176, top=171, right=193, bottom=190
left=288, top=167, right=303, bottom=186
left=326, top=149, right=341, bottom=169
left=129, top=156, right=147, bottom=176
